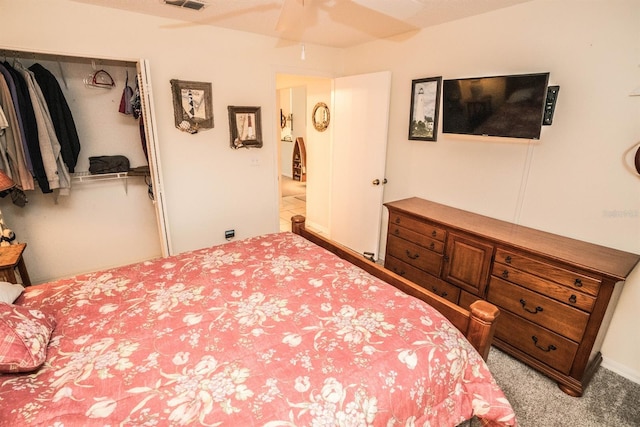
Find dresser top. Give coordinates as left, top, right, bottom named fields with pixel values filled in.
left=385, top=198, right=640, bottom=281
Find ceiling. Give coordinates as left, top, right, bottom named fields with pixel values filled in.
left=73, top=0, right=532, bottom=48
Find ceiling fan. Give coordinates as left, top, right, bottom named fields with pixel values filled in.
left=157, top=0, right=423, bottom=47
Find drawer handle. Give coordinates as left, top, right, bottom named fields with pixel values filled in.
left=569, top=294, right=577, bottom=304
left=393, top=228, right=400, bottom=235
left=574, top=278, right=583, bottom=288
left=394, top=217, right=401, bottom=224
left=429, top=242, right=435, bottom=250
left=502, top=270, right=509, bottom=279
left=432, top=287, right=448, bottom=298
left=520, top=298, right=543, bottom=314
left=431, top=230, right=437, bottom=237
left=405, top=250, right=419, bottom=260
left=532, top=336, right=557, bottom=352
left=505, top=255, right=512, bottom=264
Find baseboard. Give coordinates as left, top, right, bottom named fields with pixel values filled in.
left=601, top=356, right=640, bottom=385
left=305, top=220, right=328, bottom=236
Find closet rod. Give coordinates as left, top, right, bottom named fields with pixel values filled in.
left=0, top=46, right=138, bottom=68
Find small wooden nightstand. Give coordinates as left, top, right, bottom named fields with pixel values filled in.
left=0, top=243, right=31, bottom=286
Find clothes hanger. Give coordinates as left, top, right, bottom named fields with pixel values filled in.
left=83, top=60, right=116, bottom=89
left=91, top=69, right=116, bottom=88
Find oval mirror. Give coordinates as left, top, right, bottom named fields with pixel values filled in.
left=312, top=102, right=330, bottom=132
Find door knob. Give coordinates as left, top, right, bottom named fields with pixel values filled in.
left=372, top=178, right=388, bottom=185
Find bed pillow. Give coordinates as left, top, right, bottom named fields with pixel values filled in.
left=0, top=302, right=56, bottom=373
left=0, top=282, right=25, bottom=303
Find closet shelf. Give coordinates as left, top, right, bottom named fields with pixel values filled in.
left=71, top=171, right=128, bottom=182
left=71, top=171, right=133, bottom=194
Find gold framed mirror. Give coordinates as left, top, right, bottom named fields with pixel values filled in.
left=312, top=102, right=330, bottom=132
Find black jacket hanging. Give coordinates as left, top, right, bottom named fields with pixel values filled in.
left=29, top=63, right=81, bottom=174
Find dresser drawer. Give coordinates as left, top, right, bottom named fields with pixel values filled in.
left=491, top=264, right=596, bottom=313
left=495, top=309, right=578, bottom=375
left=488, top=277, right=589, bottom=342
left=385, top=256, right=459, bottom=304
left=495, top=249, right=601, bottom=297
left=388, top=213, right=446, bottom=242
left=388, top=224, right=445, bottom=253
left=386, top=235, right=443, bottom=277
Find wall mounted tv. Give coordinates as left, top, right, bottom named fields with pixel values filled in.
left=442, top=72, right=550, bottom=140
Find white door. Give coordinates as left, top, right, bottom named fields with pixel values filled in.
left=330, top=71, right=391, bottom=260
left=137, top=59, right=172, bottom=256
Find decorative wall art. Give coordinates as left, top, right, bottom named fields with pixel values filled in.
left=170, top=79, right=214, bottom=134
left=312, top=102, right=330, bottom=132
left=408, top=77, right=442, bottom=141
left=228, top=106, right=263, bottom=149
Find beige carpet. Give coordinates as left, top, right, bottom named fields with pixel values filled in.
left=281, top=175, right=306, bottom=197
left=469, top=347, right=640, bottom=426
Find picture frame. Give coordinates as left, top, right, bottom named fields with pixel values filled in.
left=408, top=76, right=442, bottom=141
left=228, top=106, right=262, bottom=149
left=170, top=79, right=214, bottom=133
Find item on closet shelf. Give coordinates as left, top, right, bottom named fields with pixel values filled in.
left=88, top=155, right=130, bottom=174
left=83, top=69, right=115, bottom=89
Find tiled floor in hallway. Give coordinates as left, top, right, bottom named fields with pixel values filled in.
left=280, top=195, right=306, bottom=232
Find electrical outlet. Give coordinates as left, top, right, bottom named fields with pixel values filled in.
left=224, top=229, right=235, bottom=240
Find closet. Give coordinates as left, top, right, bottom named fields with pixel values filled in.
left=0, top=48, right=167, bottom=284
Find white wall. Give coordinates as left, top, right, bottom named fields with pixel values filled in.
left=344, top=0, right=640, bottom=381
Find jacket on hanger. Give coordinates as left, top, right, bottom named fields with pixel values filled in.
left=0, top=71, right=34, bottom=191
left=14, top=62, right=70, bottom=192
left=29, top=63, right=81, bottom=174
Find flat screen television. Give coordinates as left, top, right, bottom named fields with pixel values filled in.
left=442, top=73, right=550, bottom=140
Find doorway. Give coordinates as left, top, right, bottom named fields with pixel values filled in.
left=279, top=175, right=306, bottom=231
left=277, top=80, right=310, bottom=232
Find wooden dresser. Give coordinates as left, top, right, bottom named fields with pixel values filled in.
left=384, top=197, right=640, bottom=396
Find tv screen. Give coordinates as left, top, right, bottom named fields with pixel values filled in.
left=442, top=73, right=549, bottom=140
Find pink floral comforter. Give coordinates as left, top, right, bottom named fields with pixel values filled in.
left=1, top=232, right=516, bottom=426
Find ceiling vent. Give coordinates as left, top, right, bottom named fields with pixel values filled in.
left=164, top=0, right=208, bottom=11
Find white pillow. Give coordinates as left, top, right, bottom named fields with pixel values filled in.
left=0, top=282, right=24, bottom=303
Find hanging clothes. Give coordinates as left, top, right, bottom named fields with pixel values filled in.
left=0, top=62, right=50, bottom=193
left=29, top=63, right=81, bottom=174
left=1, top=62, right=38, bottom=191
left=119, top=71, right=134, bottom=116
left=0, top=106, right=11, bottom=175
left=0, top=69, right=34, bottom=191
left=14, top=61, right=70, bottom=193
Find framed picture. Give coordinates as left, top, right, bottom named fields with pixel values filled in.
left=408, top=76, right=442, bottom=141
left=170, top=79, right=214, bottom=133
left=228, top=106, right=262, bottom=149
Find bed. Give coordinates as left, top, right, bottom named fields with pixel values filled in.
left=0, top=216, right=517, bottom=426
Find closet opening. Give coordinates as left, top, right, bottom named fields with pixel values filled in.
left=0, top=48, right=167, bottom=284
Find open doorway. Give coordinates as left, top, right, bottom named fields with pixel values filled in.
left=277, top=83, right=308, bottom=231
left=276, top=73, right=333, bottom=234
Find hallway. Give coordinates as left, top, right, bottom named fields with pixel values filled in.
left=279, top=175, right=306, bottom=231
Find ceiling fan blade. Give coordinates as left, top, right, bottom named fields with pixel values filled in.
left=275, top=0, right=307, bottom=32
